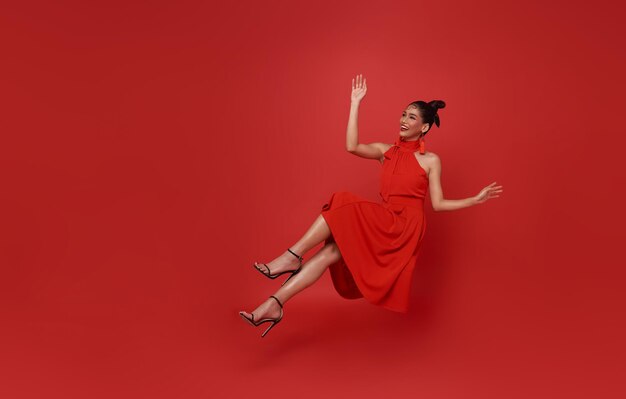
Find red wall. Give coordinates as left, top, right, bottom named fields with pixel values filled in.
left=1, top=1, right=624, bottom=398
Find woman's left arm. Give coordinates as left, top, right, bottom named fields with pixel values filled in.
left=428, top=154, right=503, bottom=212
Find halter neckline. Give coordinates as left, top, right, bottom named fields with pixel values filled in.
left=380, top=135, right=427, bottom=202
left=394, top=135, right=425, bottom=154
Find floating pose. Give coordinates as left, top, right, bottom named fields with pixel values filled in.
left=239, top=74, right=503, bottom=337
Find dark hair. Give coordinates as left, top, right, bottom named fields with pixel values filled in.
left=407, top=100, right=446, bottom=135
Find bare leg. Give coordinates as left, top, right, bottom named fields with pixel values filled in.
left=254, top=214, right=332, bottom=276
left=241, top=241, right=342, bottom=321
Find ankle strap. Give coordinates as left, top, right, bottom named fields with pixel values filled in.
left=269, top=295, right=283, bottom=308
left=287, top=248, right=303, bottom=261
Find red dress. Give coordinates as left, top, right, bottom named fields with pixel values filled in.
left=320, top=135, right=429, bottom=313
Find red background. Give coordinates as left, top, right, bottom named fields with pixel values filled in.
left=1, top=0, right=624, bottom=398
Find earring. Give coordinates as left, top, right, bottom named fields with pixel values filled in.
left=419, top=137, right=425, bottom=154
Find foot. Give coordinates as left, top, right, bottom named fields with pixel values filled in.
left=254, top=250, right=302, bottom=276
left=240, top=296, right=283, bottom=322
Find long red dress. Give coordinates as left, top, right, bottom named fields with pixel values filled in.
left=320, top=135, right=429, bottom=313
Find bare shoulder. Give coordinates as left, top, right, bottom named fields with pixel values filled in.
left=377, top=143, right=394, bottom=164
left=424, top=151, right=441, bottom=171
left=372, top=142, right=393, bottom=153
left=413, top=150, right=440, bottom=175
left=425, top=151, right=440, bottom=161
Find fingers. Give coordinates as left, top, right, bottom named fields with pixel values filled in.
left=488, top=188, right=502, bottom=199
left=487, top=182, right=503, bottom=193
left=352, top=74, right=365, bottom=89
left=479, top=183, right=503, bottom=202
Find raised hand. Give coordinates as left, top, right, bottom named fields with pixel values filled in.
left=474, top=182, right=503, bottom=204
left=351, top=74, right=367, bottom=103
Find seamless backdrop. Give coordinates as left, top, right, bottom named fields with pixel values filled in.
left=1, top=1, right=624, bottom=398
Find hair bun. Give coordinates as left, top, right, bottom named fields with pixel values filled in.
left=429, top=100, right=446, bottom=112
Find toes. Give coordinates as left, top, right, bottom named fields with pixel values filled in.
left=240, top=311, right=254, bottom=320
left=254, top=263, right=268, bottom=273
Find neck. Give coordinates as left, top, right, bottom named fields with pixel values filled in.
left=394, top=134, right=425, bottom=153
left=400, top=133, right=422, bottom=141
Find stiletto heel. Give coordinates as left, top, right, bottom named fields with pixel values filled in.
left=239, top=295, right=284, bottom=338
left=253, top=248, right=304, bottom=287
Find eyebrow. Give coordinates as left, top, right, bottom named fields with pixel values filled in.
left=403, top=111, right=418, bottom=116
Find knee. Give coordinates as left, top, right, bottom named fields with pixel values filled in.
left=323, top=242, right=342, bottom=260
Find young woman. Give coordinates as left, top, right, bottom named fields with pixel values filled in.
left=239, top=74, right=503, bottom=337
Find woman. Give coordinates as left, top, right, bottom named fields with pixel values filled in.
left=239, top=74, right=503, bottom=337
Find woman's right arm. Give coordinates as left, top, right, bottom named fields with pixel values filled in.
left=345, top=74, right=386, bottom=162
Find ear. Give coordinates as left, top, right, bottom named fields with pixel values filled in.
left=422, top=123, right=430, bottom=134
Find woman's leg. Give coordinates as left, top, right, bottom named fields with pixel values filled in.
left=254, top=214, right=331, bottom=276
left=241, top=241, right=342, bottom=320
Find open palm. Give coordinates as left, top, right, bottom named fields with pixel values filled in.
left=475, top=182, right=503, bottom=204
left=351, top=74, right=367, bottom=103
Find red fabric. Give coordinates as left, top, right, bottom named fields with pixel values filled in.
left=321, top=135, right=429, bottom=313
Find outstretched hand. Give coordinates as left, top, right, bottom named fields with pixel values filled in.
left=474, top=182, right=503, bottom=204
left=351, top=74, right=367, bottom=103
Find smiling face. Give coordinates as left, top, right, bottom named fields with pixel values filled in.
left=399, top=105, right=429, bottom=140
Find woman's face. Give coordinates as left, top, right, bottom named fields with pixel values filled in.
left=399, top=106, right=428, bottom=140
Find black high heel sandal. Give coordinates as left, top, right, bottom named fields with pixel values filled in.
left=239, top=295, right=284, bottom=338
left=253, top=248, right=303, bottom=287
